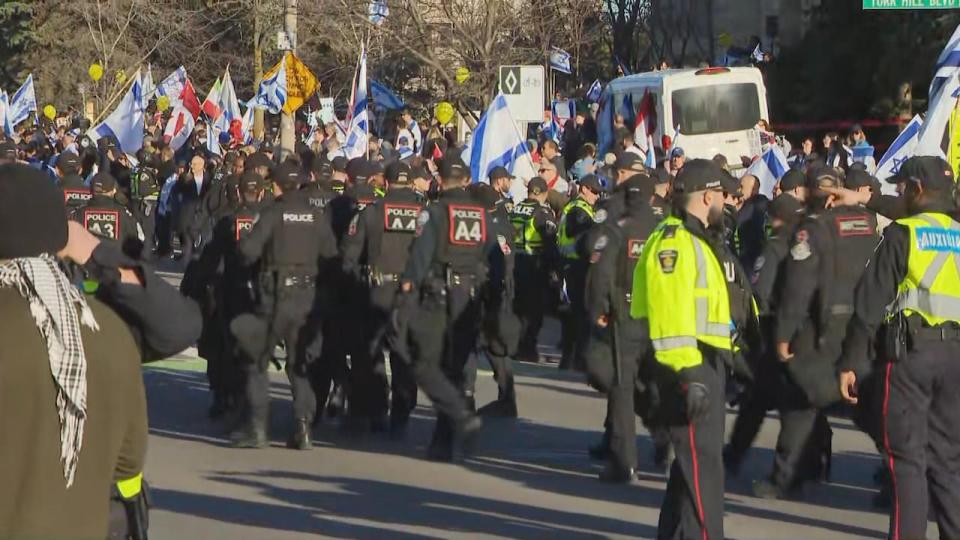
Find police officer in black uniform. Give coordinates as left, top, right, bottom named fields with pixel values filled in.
left=341, top=160, right=426, bottom=436
left=585, top=175, right=661, bottom=482
left=651, top=168, right=671, bottom=218
left=510, top=177, right=559, bottom=363
left=57, top=151, right=91, bottom=216
left=75, top=172, right=148, bottom=260
left=399, top=155, right=496, bottom=461
left=725, top=194, right=805, bottom=474
left=233, top=161, right=339, bottom=450
left=755, top=166, right=879, bottom=499
left=304, top=159, right=338, bottom=210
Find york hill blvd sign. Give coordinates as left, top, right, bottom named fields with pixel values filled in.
left=864, top=0, right=960, bottom=8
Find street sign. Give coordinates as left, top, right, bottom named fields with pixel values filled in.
left=864, top=0, right=960, bottom=8
left=499, top=65, right=544, bottom=123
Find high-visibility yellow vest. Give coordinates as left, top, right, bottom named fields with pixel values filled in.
left=510, top=200, right=547, bottom=255
left=892, top=212, right=960, bottom=326
left=558, top=198, right=595, bottom=259
left=631, top=216, right=732, bottom=372
left=116, top=472, right=143, bottom=499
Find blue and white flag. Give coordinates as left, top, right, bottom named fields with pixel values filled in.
left=596, top=88, right=615, bottom=155
left=931, top=24, right=960, bottom=102
left=370, top=79, right=404, bottom=110
left=343, top=48, right=369, bottom=160
left=213, top=69, right=242, bottom=132
left=252, top=56, right=288, bottom=114
left=917, top=71, right=960, bottom=158
left=876, top=115, right=923, bottom=194
left=644, top=134, right=656, bottom=168
left=369, top=0, right=389, bottom=25
left=549, top=48, right=572, bottom=75
left=89, top=70, right=144, bottom=154
left=0, top=91, right=11, bottom=137
left=586, top=79, right=602, bottom=103
left=141, top=65, right=155, bottom=108
left=206, top=121, right=222, bottom=156
left=156, top=66, right=187, bottom=107
left=461, top=93, right=538, bottom=201
left=751, top=44, right=765, bottom=63
left=8, top=74, right=37, bottom=128
left=240, top=99, right=255, bottom=145
left=745, top=145, right=789, bottom=199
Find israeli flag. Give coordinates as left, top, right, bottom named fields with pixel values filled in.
left=89, top=70, right=144, bottom=154
left=343, top=48, right=369, bottom=160
left=931, top=24, right=960, bottom=101
left=369, top=0, right=389, bottom=25
left=0, top=91, right=11, bottom=137
left=550, top=48, right=572, bottom=75
left=157, top=66, right=188, bottom=106
left=916, top=71, right=960, bottom=158
left=252, top=57, right=288, bottom=115
left=8, top=74, right=37, bottom=128
left=586, top=79, right=602, bottom=103
left=141, top=65, right=155, bottom=108
left=370, top=79, right=404, bottom=110
left=461, top=93, right=538, bottom=201
left=240, top=99, right=255, bottom=144
left=745, top=145, right=789, bottom=199
left=876, top=115, right=923, bottom=194
left=644, top=134, right=656, bottom=168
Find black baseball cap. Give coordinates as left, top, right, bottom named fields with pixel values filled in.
left=488, top=166, right=512, bottom=181
left=527, top=177, right=548, bottom=195
left=331, top=156, right=348, bottom=173
left=623, top=174, right=655, bottom=203
left=0, top=141, right=17, bottom=160
left=579, top=174, right=605, bottom=193
left=768, top=193, right=805, bottom=222
left=779, top=169, right=806, bottom=192
left=91, top=172, right=117, bottom=193
left=386, top=161, right=411, bottom=184
left=615, top=152, right=646, bottom=174
left=806, top=165, right=842, bottom=190
left=409, top=165, right=430, bottom=181
left=239, top=171, right=263, bottom=193
left=368, top=160, right=385, bottom=177
left=890, top=156, right=955, bottom=191
left=57, top=151, right=81, bottom=173
left=845, top=169, right=878, bottom=191
left=245, top=152, right=273, bottom=171
left=271, top=161, right=306, bottom=187
left=346, top=157, right=366, bottom=180
left=674, top=159, right=739, bottom=195
left=440, top=155, right=468, bottom=180
left=652, top=167, right=671, bottom=185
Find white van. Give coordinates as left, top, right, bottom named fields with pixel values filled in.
left=600, top=66, right=769, bottom=169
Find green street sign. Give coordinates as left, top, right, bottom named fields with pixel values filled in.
left=864, top=0, right=960, bottom=8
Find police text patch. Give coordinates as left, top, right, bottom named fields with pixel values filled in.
left=384, top=203, right=420, bottom=233
left=836, top=215, right=873, bottom=237
left=63, top=189, right=92, bottom=205
left=657, top=249, right=678, bottom=273
left=283, top=212, right=314, bottom=223
left=627, top=239, right=644, bottom=259
left=83, top=209, right=120, bottom=240
left=448, top=204, right=486, bottom=246
left=916, top=227, right=960, bottom=253
left=235, top=216, right=255, bottom=241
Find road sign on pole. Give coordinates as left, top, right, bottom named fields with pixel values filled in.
left=864, top=0, right=960, bottom=8
left=499, top=65, right=545, bottom=123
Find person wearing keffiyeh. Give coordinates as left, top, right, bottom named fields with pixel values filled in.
left=0, top=164, right=199, bottom=540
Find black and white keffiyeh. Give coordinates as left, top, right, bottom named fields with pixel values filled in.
left=0, top=255, right=98, bottom=487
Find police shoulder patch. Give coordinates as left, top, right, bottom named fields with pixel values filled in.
left=593, top=234, right=609, bottom=252
left=497, top=234, right=511, bottom=255
left=348, top=214, right=360, bottom=236
left=790, top=240, right=811, bottom=261
left=753, top=256, right=765, bottom=273
left=657, top=249, right=678, bottom=273
left=593, top=209, right=607, bottom=224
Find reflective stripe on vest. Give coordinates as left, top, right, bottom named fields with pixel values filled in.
left=558, top=199, right=595, bottom=259
left=893, top=213, right=960, bottom=326
left=116, top=472, right=143, bottom=499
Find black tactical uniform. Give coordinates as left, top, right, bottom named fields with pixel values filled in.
left=58, top=152, right=92, bottom=217
left=75, top=173, right=147, bottom=260
left=341, top=161, right=425, bottom=435
left=760, top=168, right=879, bottom=498
left=584, top=176, right=661, bottom=481
left=233, top=162, right=338, bottom=449
left=400, top=157, right=496, bottom=460
left=509, top=179, right=559, bottom=363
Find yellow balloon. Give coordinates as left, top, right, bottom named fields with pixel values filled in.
left=115, top=69, right=126, bottom=84
left=43, top=105, right=56, bottom=121
left=435, top=101, right=455, bottom=125
left=88, top=63, right=104, bottom=82
left=156, top=95, right=170, bottom=112
left=455, top=66, right=470, bottom=85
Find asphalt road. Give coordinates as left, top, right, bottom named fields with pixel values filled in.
left=146, top=265, right=923, bottom=539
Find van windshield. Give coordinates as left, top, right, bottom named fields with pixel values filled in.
left=671, top=83, right=760, bottom=135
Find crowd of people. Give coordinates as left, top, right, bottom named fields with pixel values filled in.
left=2, top=95, right=959, bottom=540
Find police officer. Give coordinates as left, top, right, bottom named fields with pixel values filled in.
left=585, top=175, right=660, bottom=482
left=756, top=166, right=879, bottom=499
left=651, top=168, right=671, bottom=218
left=838, top=156, right=960, bottom=540
left=189, top=171, right=265, bottom=419
left=341, top=160, right=425, bottom=435
left=233, top=161, right=339, bottom=449
left=510, top=177, right=559, bottom=363
left=725, top=194, right=805, bottom=475
left=632, top=159, right=737, bottom=540
left=303, top=159, right=338, bottom=210
left=57, top=151, right=91, bottom=217
left=558, top=174, right=603, bottom=370
left=399, top=155, right=496, bottom=461
left=75, top=172, right=148, bottom=260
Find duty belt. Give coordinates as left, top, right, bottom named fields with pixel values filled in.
left=282, top=275, right=316, bottom=288
left=913, top=324, right=960, bottom=342
left=368, top=270, right=401, bottom=287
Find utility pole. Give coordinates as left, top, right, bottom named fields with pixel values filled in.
left=252, top=0, right=264, bottom=141
left=279, top=0, right=297, bottom=159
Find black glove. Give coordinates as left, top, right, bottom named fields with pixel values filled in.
left=684, top=382, right=710, bottom=423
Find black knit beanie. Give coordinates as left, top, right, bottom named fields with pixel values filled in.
left=0, top=164, right=69, bottom=258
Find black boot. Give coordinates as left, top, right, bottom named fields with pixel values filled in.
left=589, top=430, right=611, bottom=461
left=427, top=415, right=455, bottom=462
left=231, top=418, right=268, bottom=449
left=287, top=418, right=313, bottom=450
left=455, top=414, right=483, bottom=457
left=598, top=462, right=636, bottom=484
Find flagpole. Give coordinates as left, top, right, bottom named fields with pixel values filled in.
left=90, top=68, right=140, bottom=126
